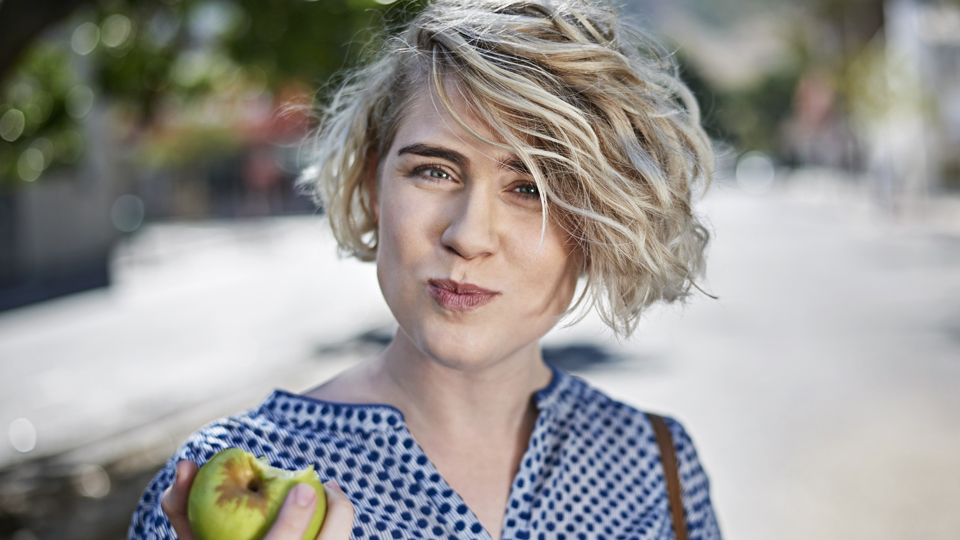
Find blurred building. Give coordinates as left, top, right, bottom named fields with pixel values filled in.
left=875, top=0, right=960, bottom=198
left=666, top=0, right=960, bottom=207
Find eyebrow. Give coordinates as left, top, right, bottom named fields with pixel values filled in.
left=397, top=143, right=531, bottom=175
left=397, top=144, right=467, bottom=168
left=499, top=156, right=530, bottom=175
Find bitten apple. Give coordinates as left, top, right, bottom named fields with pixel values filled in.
left=187, top=448, right=326, bottom=540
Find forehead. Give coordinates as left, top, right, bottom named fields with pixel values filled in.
left=393, top=79, right=511, bottom=160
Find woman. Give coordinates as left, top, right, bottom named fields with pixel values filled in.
left=130, top=0, right=720, bottom=538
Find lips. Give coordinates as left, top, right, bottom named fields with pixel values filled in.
left=427, top=278, right=499, bottom=311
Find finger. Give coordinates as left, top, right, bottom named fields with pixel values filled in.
left=263, top=483, right=318, bottom=540
left=317, top=481, right=355, bottom=540
left=161, top=460, right=199, bottom=540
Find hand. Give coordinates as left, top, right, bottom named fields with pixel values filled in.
left=161, top=460, right=355, bottom=540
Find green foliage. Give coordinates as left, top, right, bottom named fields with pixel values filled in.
left=675, top=54, right=727, bottom=142
left=715, top=69, right=803, bottom=154
left=0, top=41, right=86, bottom=186
left=225, top=0, right=423, bottom=89
left=142, top=123, right=242, bottom=168
left=0, top=0, right=428, bottom=186
left=678, top=52, right=803, bottom=154
left=86, top=0, right=425, bottom=115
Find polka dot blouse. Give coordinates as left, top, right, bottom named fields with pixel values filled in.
left=128, top=367, right=721, bottom=539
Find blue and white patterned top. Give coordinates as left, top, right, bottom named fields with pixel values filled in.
left=129, top=367, right=721, bottom=540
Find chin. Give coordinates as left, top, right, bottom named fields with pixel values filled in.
left=418, top=326, right=502, bottom=370
left=410, top=315, right=546, bottom=373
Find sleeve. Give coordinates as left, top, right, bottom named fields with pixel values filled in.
left=666, top=417, right=722, bottom=540
left=127, top=423, right=234, bottom=539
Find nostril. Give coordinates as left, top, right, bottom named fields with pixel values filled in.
left=440, top=217, right=499, bottom=260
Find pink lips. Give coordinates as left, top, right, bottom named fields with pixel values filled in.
left=427, top=278, right=499, bottom=311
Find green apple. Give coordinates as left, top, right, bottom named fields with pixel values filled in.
left=187, top=448, right=327, bottom=540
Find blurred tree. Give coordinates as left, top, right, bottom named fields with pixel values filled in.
left=809, top=0, right=885, bottom=44
left=0, top=0, right=89, bottom=83
left=677, top=48, right=804, bottom=156
left=89, top=0, right=426, bottom=122
left=718, top=68, right=803, bottom=155
left=0, top=0, right=426, bottom=186
left=674, top=0, right=900, bottom=159
left=0, top=40, right=87, bottom=185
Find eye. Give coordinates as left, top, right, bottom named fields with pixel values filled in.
left=411, top=164, right=453, bottom=182
left=427, top=168, right=451, bottom=180
left=512, top=182, right=539, bottom=197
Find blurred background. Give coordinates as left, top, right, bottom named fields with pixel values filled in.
left=0, top=0, right=958, bottom=538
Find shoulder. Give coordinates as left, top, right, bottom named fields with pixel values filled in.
left=544, top=368, right=723, bottom=539
left=543, top=367, right=657, bottom=437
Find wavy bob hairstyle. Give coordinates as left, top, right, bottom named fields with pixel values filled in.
left=300, top=0, right=713, bottom=338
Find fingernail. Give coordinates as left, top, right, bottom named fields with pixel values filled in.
left=325, top=480, right=343, bottom=493
left=294, top=483, right=316, bottom=506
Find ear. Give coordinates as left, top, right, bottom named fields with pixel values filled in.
left=365, top=152, right=380, bottom=222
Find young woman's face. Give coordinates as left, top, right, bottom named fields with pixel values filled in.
left=374, top=83, right=582, bottom=370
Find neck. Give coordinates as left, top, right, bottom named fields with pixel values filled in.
left=366, top=327, right=553, bottom=438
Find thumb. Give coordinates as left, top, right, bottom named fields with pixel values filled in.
left=263, top=483, right=318, bottom=540
left=317, top=481, right=355, bottom=540
left=161, top=460, right=199, bottom=540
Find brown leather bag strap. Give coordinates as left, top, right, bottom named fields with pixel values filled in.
left=647, top=413, right=688, bottom=540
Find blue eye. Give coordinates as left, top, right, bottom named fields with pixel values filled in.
left=412, top=164, right=452, bottom=181
left=514, top=183, right=539, bottom=197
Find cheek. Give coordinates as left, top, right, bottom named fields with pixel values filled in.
left=509, top=225, right=582, bottom=316
left=378, top=185, right=438, bottom=258
left=375, top=184, right=441, bottom=303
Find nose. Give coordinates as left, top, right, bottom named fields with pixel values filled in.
left=440, top=185, right=499, bottom=260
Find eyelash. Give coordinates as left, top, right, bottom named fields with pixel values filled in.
left=409, top=164, right=540, bottom=200
left=511, top=182, right=540, bottom=199
left=411, top=164, right=452, bottom=181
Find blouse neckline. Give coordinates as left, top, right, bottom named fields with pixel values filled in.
left=258, top=364, right=572, bottom=434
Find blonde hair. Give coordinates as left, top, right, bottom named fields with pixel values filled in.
left=300, top=0, right=713, bottom=338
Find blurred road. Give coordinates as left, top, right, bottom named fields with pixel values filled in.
left=0, top=218, right=394, bottom=471
left=1, top=170, right=959, bottom=539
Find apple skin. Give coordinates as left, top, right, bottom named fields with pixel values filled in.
left=187, top=448, right=326, bottom=540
